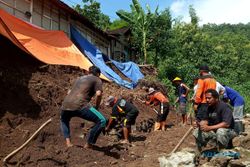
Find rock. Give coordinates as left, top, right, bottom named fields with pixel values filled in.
left=234, top=147, right=250, bottom=159
left=108, top=129, right=117, bottom=135
left=233, top=136, right=243, bottom=147
left=78, top=134, right=85, bottom=139
left=245, top=114, right=250, bottom=118
left=200, top=157, right=230, bottom=167
left=130, top=151, right=135, bottom=155
left=233, top=134, right=250, bottom=149
left=209, top=156, right=231, bottom=167
left=110, top=160, right=118, bottom=165
left=229, top=160, right=245, bottom=167
left=158, top=149, right=196, bottom=167
left=200, top=162, right=214, bottom=167
left=242, top=161, right=250, bottom=166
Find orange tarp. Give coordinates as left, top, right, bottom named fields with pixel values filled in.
left=0, top=9, right=109, bottom=81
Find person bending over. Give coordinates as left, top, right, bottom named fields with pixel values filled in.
left=105, top=96, right=139, bottom=144
left=60, top=66, right=106, bottom=148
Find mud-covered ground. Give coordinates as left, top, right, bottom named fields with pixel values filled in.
left=1, top=34, right=250, bottom=167
left=0, top=35, right=196, bottom=167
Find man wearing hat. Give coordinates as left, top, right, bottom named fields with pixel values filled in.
left=144, top=88, right=170, bottom=131
left=172, top=77, right=190, bottom=125
left=194, top=65, right=217, bottom=121
left=105, top=96, right=139, bottom=144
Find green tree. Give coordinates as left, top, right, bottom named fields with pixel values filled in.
left=201, top=23, right=250, bottom=111
left=147, top=8, right=172, bottom=66
left=74, top=0, right=110, bottom=30
left=116, top=0, right=157, bottom=64
left=109, top=19, right=128, bottom=30
left=156, top=7, right=250, bottom=112
left=189, top=5, right=199, bottom=25
left=158, top=6, right=214, bottom=83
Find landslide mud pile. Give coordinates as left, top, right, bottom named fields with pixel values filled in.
left=0, top=36, right=195, bottom=167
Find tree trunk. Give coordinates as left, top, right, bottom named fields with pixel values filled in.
left=143, top=31, right=147, bottom=64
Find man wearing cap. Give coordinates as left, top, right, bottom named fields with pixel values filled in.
left=194, top=65, right=216, bottom=121
left=173, top=77, right=190, bottom=125
left=105, top=96, right=139, bottom=144
left=60, top=66, right=106, bottom=148
left=144, top=88, right=170, bottom=131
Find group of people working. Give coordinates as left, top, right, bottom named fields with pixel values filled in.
left=59, top=65, right=171, bottom=148
left=173, top=65, right=245, bottom=150
left=59, top=65, right=245, bottom=151
left=60, top=65, right=140, bottom=148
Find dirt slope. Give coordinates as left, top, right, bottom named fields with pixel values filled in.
left=0, top=35, right=195, bottom=167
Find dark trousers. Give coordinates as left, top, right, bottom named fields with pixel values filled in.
left=60, top=107, right=106, bottom=145
left=156, top=102, right=169, bottom=122
left=196, top=103, right=208, bottom=121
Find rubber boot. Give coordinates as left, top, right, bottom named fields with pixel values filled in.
left=154, top=122, right=161, bottom=131
left=234, top=121, right=244, bottom=135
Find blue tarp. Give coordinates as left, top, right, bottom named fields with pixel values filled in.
left=71, top=26, right=139, bottom=89
left=111, top=60, right=144, bottom=84
left=102, top=53, right=144, bottom=84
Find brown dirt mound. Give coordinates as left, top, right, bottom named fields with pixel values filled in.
left=0, top=35, right=195, bottom=167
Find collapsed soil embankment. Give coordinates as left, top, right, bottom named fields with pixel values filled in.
left=0, top=35, right=195, bottom=167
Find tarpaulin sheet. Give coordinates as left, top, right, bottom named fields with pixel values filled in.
left=70, top=25, right=135, bottom=89
left=0, top=9, right=109, bottom=81
left=111, top=60, right=144, bottom=85
left=102, top=53, right=144, bottom=85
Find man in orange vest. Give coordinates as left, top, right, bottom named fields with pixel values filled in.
left=144, top=87, right=170, bottom=131
left=193, top=65, right=217, bottom=121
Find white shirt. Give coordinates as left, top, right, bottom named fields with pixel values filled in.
left=216, top=82, right=225, bottom=94
left=191, top=84, right=198, bottom=100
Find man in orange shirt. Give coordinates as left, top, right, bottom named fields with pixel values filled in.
left=193, top=65, right=216, bottom=121
left=144, top=88, right=170, bottom=131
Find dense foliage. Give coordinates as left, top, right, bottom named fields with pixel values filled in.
left=74, top=0, right=110, bottom=30
left=116, top=0, right=158, bottom=64
left=108, top=19, right=128, bottom=30
left=156, top=8, right=250, bottom=112
left=74, top=1, right=249, bottom=112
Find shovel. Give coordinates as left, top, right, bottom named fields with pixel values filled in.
left=170, top=126, right=193, bottom=154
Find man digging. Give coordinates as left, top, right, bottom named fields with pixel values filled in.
left=60, top=66, right=106, bottom=149
left=105, top=96, right=139, bottom=144
left=144, top=87, right=170, bottom=131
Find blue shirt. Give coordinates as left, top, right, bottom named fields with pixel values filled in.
left=224, top=86, right=244, bottom=107
left=178, top=83, right=187, bottom=103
